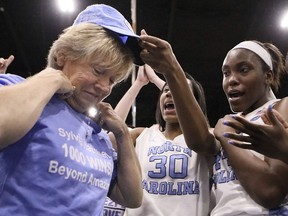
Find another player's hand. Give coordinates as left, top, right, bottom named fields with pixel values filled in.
left=0, top=55, right=14, bottom=74
left=139, top=30, right=179, bottom=76
left=136, top=65, right=149, bottom=86
left=218, top=108, right=288, bottom=162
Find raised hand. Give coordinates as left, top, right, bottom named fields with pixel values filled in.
left=135, top=65, right=149, bottom=86
left=139, top=29, right=181, bottom=76
left=0, top=55, right=14, bottom=74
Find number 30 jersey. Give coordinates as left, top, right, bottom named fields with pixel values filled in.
left=124, top=126, right=211, bottom=216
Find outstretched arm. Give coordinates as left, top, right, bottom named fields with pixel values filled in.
left=139, top=30, right=219, bottom=156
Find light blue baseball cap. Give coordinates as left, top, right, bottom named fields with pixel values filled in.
left=73, top=4, right=144, bottom=66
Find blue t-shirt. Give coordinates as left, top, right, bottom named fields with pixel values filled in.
left=0, top=74, right=117, bottom=216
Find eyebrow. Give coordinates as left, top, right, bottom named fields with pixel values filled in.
left=222, top=60, right=252, bottom=70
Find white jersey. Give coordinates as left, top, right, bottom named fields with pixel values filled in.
left=124, top=126, right=211, bottom=216
left=211, top=99, right=288, bottom=216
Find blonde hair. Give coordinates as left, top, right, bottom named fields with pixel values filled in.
left=47, top=23, right=134, bottom=83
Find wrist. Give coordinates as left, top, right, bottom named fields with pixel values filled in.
left=113, top=124, right=130, bottom=140
left=134, top=79, right=147, bottom=88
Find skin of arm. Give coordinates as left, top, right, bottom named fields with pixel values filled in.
left=0, top=67, right=75, bottom=149
left=95, top=102, right=142, bottom=207
left=114, top=64, right=164, bottom=121
left=213, top=99, right=288, bottom=208
left=107, top=64, right=165, bottom=205
left=114, top=65, right=148, bottom=121
left=112, top=64, right=163, bottom=148
left=139, top=30, right=219, bottom=156
left=144, top=64, right=165, bottom=90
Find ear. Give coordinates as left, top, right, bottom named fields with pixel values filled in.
left=265, top=70, right=273, bottom=85
left=55, top=51, right=66, bottom=67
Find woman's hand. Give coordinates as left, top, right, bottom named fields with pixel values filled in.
left=0, top=55, right=14, bottom=74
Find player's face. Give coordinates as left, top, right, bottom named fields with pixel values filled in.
left=62, top=58, right=116, bottom=113
left=159, top=84, right=178, bottom=123
left=222, top=49, right=269, bottom=114
left=159, top=79, right=192, bottom=124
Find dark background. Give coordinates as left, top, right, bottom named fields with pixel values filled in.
left=1, top=0, right=288, bottom=127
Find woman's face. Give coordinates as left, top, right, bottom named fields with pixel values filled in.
left=159, top=79, right=192, bottom=123
left=222, top=49, right=270, bottom=114
left=159, top=84, right=179, bottom=124
left=62, top=58, right=117, bottom=113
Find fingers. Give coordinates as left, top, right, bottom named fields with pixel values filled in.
left=262, top=106, right=288, bottom=129
left=268, top=106, right=288, bottom=128
left=144, top=64, right=155, bottom=80
left=137, top=65, right=144, bottom=77
left=144, top=64, right=153, bottom=71
left=144, top=64, right=156, bottom=75
left=0, top=55, right=15, bottom=74
left=224, top=131, right=252, bottom=143
left=224, top=133, right=255, bottom=151
left=0, top=58, right=4, bottom=66
left=58, top=86, right=76, bottom=99
left=228, top=115, right=259, bottom=133
left=6, top=55, right=14, bottom=67
left=231, top=142, right=254, bottom=150
left=229, top=139, right=262, bottom=154
left=222, top=116, right=250, bottom=135
left=140, top=33, right=164, bottom=47
left=140, top=29, right=148, bottom=36
left=140, top=30, right=166, bottom=51
left=261, top=111, right=270, bottom=125
left=93, top=102, right=112, bottom=127
left=0, top=55, right=14, bottom=67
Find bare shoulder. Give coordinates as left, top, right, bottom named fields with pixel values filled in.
left=129, top=127, right=145, bottom=145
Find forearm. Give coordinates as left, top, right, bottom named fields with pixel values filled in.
left=220, top=137, right=288, bottom=208
left=139, top=34, right=217, bottom=154
left=150, top=74, right=165, bottom=90
left=164, top=64, right=217, bottom=155
left=0, top=73, right=63, bottom=148
left=113, top=126, right=142, bottom=207
left=114, top=80, right=145, bottom=121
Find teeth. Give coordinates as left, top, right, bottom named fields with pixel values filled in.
left=165, top=103, right=175, bottom=110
